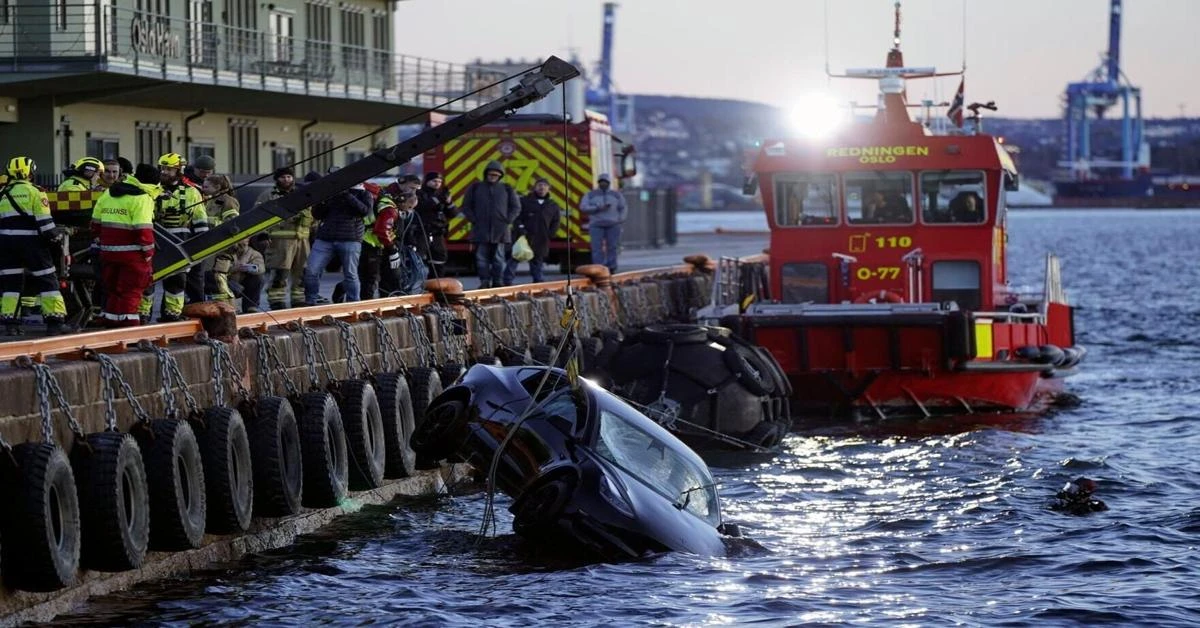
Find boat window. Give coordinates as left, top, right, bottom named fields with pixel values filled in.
left=773, top=173, right=838, bottom=227
left=931, top=261, right=981, bottom=310
left=594, top=408, right=720, bottom=525
left=920, top=170, right=987, bottom=224
left=781, top=263, right=829, bottom=303
left=844, top=171, right=914, bottom=224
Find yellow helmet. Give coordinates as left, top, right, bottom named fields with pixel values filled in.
left=73, top=156, right=103, bottom=175
left=158, top=152, right=186, bottom=169
left=6, top=156, right=36, bottom=180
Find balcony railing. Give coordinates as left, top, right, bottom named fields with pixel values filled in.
left=0, top=1, right=507, bottom=109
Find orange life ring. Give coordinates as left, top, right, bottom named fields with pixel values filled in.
left=854, top=290, right=904, bottom=304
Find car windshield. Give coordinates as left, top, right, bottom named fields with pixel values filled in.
left=593, top=408, right=720, bottom=526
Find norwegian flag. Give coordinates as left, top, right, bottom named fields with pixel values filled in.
left=947, top=78, right=965, bottom=128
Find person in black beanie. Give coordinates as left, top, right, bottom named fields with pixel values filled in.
left=414, top=171, right=457, bottom=276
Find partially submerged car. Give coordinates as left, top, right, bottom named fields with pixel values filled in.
left=411, top=364, right=741, bottom=558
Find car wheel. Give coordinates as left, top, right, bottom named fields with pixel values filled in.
left=410, top=398, right=468, bottom=463
left=510, top=467, right=579, bottom=538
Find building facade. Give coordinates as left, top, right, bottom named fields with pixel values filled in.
left=0, top=0, right=502, bottom=182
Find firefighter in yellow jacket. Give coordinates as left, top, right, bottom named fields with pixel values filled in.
left=139, top=153, right=207, bottom=322
left=257, top=167, right=311, bottom=309
left=0, top=157, right=68, bottom=335
left=58, top=157, right=104, bottom=191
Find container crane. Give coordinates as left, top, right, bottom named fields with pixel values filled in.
left=586, top=2, right=634, bottom=133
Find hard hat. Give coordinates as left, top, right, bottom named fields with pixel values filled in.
left=158, top=152, right=186, bottom=169
left=6, top=156, right=36, bottom=180
left=74, top=156, right=103, bottom=175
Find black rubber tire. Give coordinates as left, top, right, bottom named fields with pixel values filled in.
left=338, top=379, right=386, bottom=490
left=579, top=337, right=604, bottom=373
left=741, top=420, right=787, bottom=450
left=471, top=355, right=501, bottom=367
left=135, top=419, right=206, bottom=551
left=193, top=407, right=254, bottom=533
left=407, top=366, right=444, bottom=428
left=510, top=466, right=579, bottom=539
left=410, top=398, right=469, bottom=463
left=497, top=345, right=530, bottom=366
left=594, top=330, right=623, bottom=372
left=71, top=432, right=149, bottom=572
left=296, top=391, right=349, bottom=508
left=375, top=372, right=417, bottom=478
left=0, top=443, right=80, bottom=591
left=530, top=344, right=557, bottom=367
left=722, top=347, right=773, bottom=397
left=246, top=396, right=303, bottom=517
left=749, top=345, right=792, bottom=397
left=439, top=362, right=467, bottom=387
left=640, top=324, right=709, bottom=346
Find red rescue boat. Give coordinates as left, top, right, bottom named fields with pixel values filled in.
left=713, top=6, right=1084, bottom=420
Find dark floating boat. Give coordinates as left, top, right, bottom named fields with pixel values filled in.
left=411, top=364, right=742, bottom=559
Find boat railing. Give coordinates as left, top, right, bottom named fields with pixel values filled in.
left=972, top=311, right=1047, bottom=325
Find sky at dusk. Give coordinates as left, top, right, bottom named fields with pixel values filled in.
left=397, top=0, right=1200, bottom=119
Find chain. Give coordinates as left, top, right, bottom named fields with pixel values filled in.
left=498, top=298, right=531, bottom=348
left=426, top=304, right=459, bottom=364
left=139, top=341, right=203, bottom=420
left=252, top=331, right=274, bottom=395
left=520, top=294, right=550, bottom=345
left=577, top=291, right=595, bottom=336
left=464, top=301, right=495, bottom=356
left=596, top=289, right=616, bottom=330
left=612, top=285, right=629, bottom=328
left=404, top=310, right=434, bottom=367
left=297, top=324, right=338, bottom=388
left=259, top=332, right=301, bottom=397
left=208, top=338, right=226, bottom=403
left=550, top=292, right=570, bottom=338
left=91, top=353, right=152, bottom=428
left=326, top=317, right=373, bottom=378
left=370, top=314, right=408, bottom=374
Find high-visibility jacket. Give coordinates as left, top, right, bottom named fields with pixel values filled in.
left=363, top=195, right=398, bottom=249
left=91, top=181, right=155, bottom=263
left=155, top=181, right=207, bottom=240
left=0, top=180, right=56, bottom=239
left=57, top=176, right=94, bottom=192
left=257, top=185, right=312, bottom=239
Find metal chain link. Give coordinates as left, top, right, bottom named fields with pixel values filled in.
left=404, top=310, right=435, bottom=367
left=258, top=332, right=301, bottom=398
left=464, top=301, right=495, bottom=356
left=612, top=285, right=628, bottom=328
left=219, top=344, right=252, bottom=404
left=158, top=345, right=203, bottom=417
left=327, top=317, right=374, bottom=378
left=427, top=304, right=463, bottom=364
left=297, top=324, right=339, bottom=388
left=577, top=291, right=595, bottom=336
left=596, top=289, right=616, bottom=330
left=370, top=314, right=408, bottom=374
left=520, top=294, right=550, bottom=345
left=207, top=339, right=226, bottom=404
left=467, top=299, right=518, bottom=356
left=253, top=332, right=274, bottom=396
left=550, top=292, right=570, bottom=336
left=92, top=353, right=152, bottom=428
left=498, top=298, right=532, bottom=348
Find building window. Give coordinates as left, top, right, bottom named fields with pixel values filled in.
left=229, top=118, right=259, bottom=176
left=55, top=0, right=68, bottom=30
left=188, top=0, right=215, bottom=67
left=135, top=122, right=172, bottom=166
left=223, top=0, right=257, bottom=65
left=305, top=132, right=334, bottom=174
left=305, top=1, right=332, bottom=77
left=370, top=12, right=392, bottom=87
left=269, top=10, right=294, bottom=63
left=189, top=143, right=215, bottom=166
left=1, top=0, right=10, bottom=25
left=272, top=146, right=296, bottom=171
left=345, top=149, right=366, bottom=166
left=774, top=173, right=838, bottom=227
left=85, top=134, right=120, bottom=161
left=340, top=8, right=365, bottom=72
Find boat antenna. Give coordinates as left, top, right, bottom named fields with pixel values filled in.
left=961, top=0, right=968, bottom=72
left=823, top=0, right=831, bottom=81
left=893, top=1, right=902, bottom=50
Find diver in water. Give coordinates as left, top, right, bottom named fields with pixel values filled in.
left=1051, top=477, right=1108, bottom=515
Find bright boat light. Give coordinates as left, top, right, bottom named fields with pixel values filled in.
left=787, top=92, right=847, bottom=141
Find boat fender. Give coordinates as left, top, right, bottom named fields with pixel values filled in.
left=410, top=395, right=471, bottom=463
left=854, top=290, right=904, bottom=304
left=722, top=347, right=773, bottom=397
left=192, top=407, right=254, bottom=534
left=407, top=366, right=444, bottom=426
left=1038, top=344, right=1066, bottom=366
left=337, top=379, right=386, bottom=490
left=71, top=432, right=149, bottom=572
left=579, top=337, right=604, bottom=373
left=741, top=419, right=787, bottom=450
left=1, top=443, right=81, bottom=591
left=1014, top=345, right=1042, bottom=361
left=1059, top=346, right=1083, bottom=369
left=374, top=372, right=418, bottom=478
left=640, top=324, right=709, bottom=346
left=438, top=362, right=467, bottom=387
left=510, top=466, right=580, bottom=538
left=245, top=396, right=303, bottom=517
left=134, top=418, right=207, bottom=551
left=295, top=391, right=349, bottom=508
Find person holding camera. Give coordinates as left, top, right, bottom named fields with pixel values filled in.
left=415, top=171, right=457, bottom=276
left=579, top=173, right=627, bottom=273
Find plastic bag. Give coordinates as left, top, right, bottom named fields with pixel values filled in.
left=512, top=235, right=535, bottom=262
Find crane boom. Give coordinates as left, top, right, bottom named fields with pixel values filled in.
left=1106, top=0, right=1121, bottom=84
left=151, top=56, right=580, bottom=280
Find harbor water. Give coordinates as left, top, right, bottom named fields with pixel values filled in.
left=51, top=210, right=1200, bottom=626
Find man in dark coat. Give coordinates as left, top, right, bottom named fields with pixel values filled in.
left=414, top=171, right=457, bottom=276
left=461, top=160, right=520, bottom=288
left=302, top=172, right=371, bottom=304
left=505, top=178, right=562, bottom=284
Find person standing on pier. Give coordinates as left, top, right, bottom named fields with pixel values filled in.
left=0, top=157, right=69, bottom=335
left=93, top=165, right=158, bottom=327
left=505, top=178, right=561, bottom=284
left=461, top=161, right=520, bottom=288
left=580, top=173, right=627, bottom=273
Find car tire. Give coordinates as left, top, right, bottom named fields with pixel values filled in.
left=296, top=391, right=348, bottom=508
left=410, top=398, right=469, bottom=463
left=1, top=443, right=81, bottom=591
left=337, top=379, right=386, bottom=491
left=510, top=466, right=579, bottom=539
left=374, top=372, right=417, bottom=479
left=135, top=419, right=206, bottom=551
left=245, top=396, right=303, bottom=517
left=71, top=432, right=149, bottom=572
left=193, top=406, right=254, bottom=534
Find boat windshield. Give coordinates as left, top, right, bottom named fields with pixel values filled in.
left=593, top=408, right=721, bottom=526
left=920, top=170, right=987, bottom=224
left=845, top=171, right=914, bottom=224
left=774, top=173, right=839, bottom=227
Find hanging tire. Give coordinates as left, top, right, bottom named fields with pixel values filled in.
left=741, top=420, right=787, bottom=450
left=640, top=324, right=709, bottom=346
left=439, top=362, right=467, bottom=387
left=0, top=443, right=81, bottom=591
left=194, top=407, right=254, bottom=533
left=375, top=372, right=417, bottom=478
left=71, top=432, right=149, bottom=572
left=296, top=391, right=349, bottom=507
left=510, top=466, right=579, bottom=539
left=135, top=419, right=206, bottom=551
left=722, top=347, right=773, bottom=397
left=471, top=355, right=501, bottom=367
left=247, top=396, right=303, bottom=517
left=530, top=344, right=558, bottom=367
left=497, top=345, right=530, bottom=366
left=594, top=330, right=622, bottom=372
left=579, top=337, right=604, bottom=373
left=407, top=366, right=444, bottom=428
left=338, top=379, right=386, bottom=491
left=410, top=397, right=470, bottom=463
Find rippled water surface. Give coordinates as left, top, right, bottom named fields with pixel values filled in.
left=57, top=210, right=1200, bottom=626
